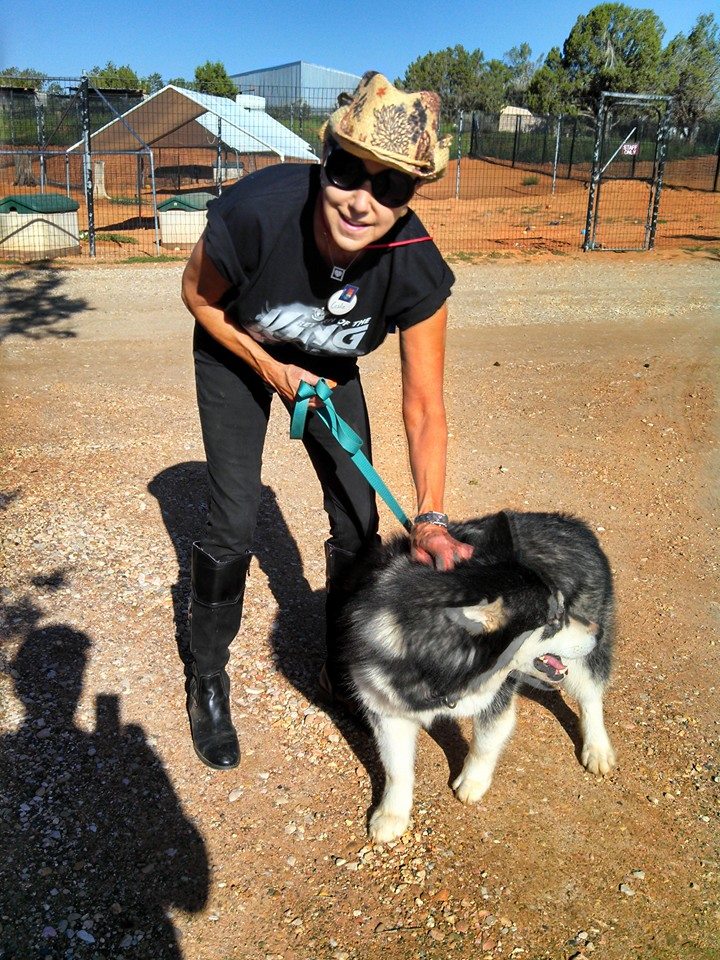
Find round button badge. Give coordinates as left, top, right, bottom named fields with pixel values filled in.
left=327, top=284, right=359, bottom=316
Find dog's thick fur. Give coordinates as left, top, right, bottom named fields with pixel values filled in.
left=337, top=511, right=616, bottom=843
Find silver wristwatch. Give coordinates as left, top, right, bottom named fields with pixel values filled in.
left=413, top=511, right=449, bottom=528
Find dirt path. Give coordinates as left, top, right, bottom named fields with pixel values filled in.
left=1, top=255, right=718, bottom=960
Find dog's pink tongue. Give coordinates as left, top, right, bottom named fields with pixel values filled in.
left=542, top=654, right=566, bottom=672
left=532, top=653, right=568, bottom=681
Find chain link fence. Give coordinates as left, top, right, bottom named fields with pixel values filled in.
left=1, top=76, right=718, bottom=262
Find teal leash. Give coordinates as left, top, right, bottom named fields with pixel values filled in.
left=290, top=379, right=413, bottom=533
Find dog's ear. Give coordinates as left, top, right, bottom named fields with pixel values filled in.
left=502, top=509, right=560, bottom=595
left=444, top=597, right=508, bottom=635
left=547, top=589, right=566, bottom=625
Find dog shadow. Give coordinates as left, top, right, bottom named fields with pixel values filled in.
left=518, top=682, right=585, bottom=761
left=425, top=717, right=470, bottom=787
left=425, top=681, right=586, bottom=796
left=148, top=463, right=388, bottom=806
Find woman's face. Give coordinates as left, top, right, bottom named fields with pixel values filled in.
left=319, top=156, right=409, bottom=258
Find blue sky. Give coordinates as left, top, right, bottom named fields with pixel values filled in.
left=1, top=0, right=713, bottom=83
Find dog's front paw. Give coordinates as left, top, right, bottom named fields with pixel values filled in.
left=368, top=808, right=410, bottom=844
left=452, top=768, right=492, bottom=805
left=581, top=739, right=617, bottom=775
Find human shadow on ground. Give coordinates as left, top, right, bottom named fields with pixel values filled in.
left=0, top=265, right=89, bottom=342
left=0, top=585, right=208, bottom=960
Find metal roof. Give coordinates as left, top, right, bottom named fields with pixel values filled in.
left=67, top=85, right=318, bottom=162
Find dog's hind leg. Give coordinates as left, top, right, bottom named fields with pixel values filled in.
left=453, top=698, right=516, bottom=805
left=368, top=714, right=420, bottom=843
left=563, top=659, right=616, bottom=775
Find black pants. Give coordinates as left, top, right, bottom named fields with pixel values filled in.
left=193, top=325, right=380, bottom=561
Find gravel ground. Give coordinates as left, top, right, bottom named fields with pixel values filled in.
left=0, top=254, right=718, bottom=960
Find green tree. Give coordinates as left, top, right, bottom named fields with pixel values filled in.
left=167, top=76, right=196, bottom=91
left=142, top=72, right=165, bottom=94
left=398, top=45, right=486, bottom=114
left=526, top=46, right=576, bottom=114
left=561, top=3, right=665, bottom=112
left=193, top=61, right=238, bottom=98
left=504, top=43, right=544, bottom=102
left=662, top=13, right=720, bottom=129
left=0, top=67, right=46, bottom=89
left=479, top=59, right=513, bottom=112
left=87, top=62, right=143, bottom=90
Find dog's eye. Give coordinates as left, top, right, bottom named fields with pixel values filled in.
left=541, top=620, right=561, bottom=640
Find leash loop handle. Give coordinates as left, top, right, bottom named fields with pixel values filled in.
left=290, top=379, right=412, bottom=532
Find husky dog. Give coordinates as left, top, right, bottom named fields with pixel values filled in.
left=337, top=511, right=616, bottom=843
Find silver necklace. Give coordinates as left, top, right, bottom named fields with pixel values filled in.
left=324, top=230, right=361, bottom=283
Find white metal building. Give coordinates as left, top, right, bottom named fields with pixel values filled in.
left=230, top=61, right=361, bottom=109
left=498, top=105, right=543, bottom=133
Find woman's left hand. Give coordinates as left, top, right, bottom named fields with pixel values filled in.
left=410, top=522, right=474, bottom=571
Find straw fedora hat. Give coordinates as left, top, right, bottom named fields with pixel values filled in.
left=323, top=71, right=451, bottom=182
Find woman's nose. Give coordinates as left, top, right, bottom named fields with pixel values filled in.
left=348, top=182, right=373, bottom=213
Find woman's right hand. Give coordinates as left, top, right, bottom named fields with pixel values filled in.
left=265, top=363, right=337, bottom=408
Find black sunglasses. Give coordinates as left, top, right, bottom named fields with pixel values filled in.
left=323, top=143, right=417, bottom=209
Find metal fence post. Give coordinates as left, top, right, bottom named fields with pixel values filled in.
left=713, top=128, right=720, bottom=193
left=647, top=104, right=670, bottom=250
left=455, top=110, right=463, bottom=200
left=216, top=117, right=223, bottom=194
left=80, top=76, right=96, bottom=257
left=35, top=97, right=46, bottom=192
left=567, top=117, right=577, bottom=179
left=512, top=115, right=521, bottom=167
left=584, top=97, right=606, bottom=251
left=630, top=118, right=639, bottom=179
left=552, top=116, right=562, bottom=194
left=469, top=111, right=477, bottom=157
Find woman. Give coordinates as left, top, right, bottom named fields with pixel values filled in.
left=181, top=71, right=473, bottom=770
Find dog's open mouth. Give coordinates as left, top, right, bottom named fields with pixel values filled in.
left=532, top=653, right=568, bottom=683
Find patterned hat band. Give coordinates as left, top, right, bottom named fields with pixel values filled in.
left=323, top=71, right=451, bottom=182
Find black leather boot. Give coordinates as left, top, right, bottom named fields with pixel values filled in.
left=187, top=542, right=251, bottom=770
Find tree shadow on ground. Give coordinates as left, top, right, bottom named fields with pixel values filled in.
left=0, top=579, right=209, bottom=960
left=0, top=265, right=90, bottom=342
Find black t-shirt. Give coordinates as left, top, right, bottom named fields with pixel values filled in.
left=203, top=164, right=454, bottom=380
